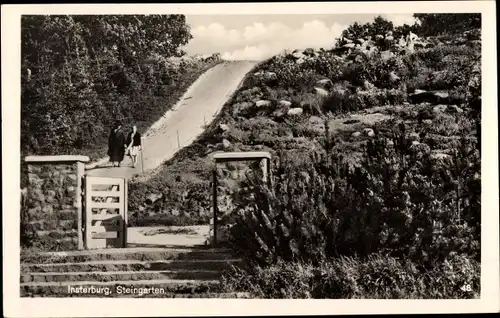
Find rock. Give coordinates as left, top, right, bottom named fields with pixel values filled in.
left=389, top=72, right=400, bottom=83
left=423, top=119, right=433, bottom=125
left=363, top=128, right=375, bottom=137
left=375, top=34, right=384, bottom=40
left=352, top=131, right=362, bottom=137
left=314, top=87, right=329, bottom=97
left=219, top=124, right=230, bottom=132
left=430, top=153, right=452, bottom=161
left=354, top=38, right=365, bottom=45
left=287, top=108, right=304, bottom=116
left=433, top=105, right=448, bottom=113
left=278, top=100, right=292, bottom=108
left=342, top=43, right=356, bottom=49
left=403, top=102, right=410, bottom=105
left=253, top=71, right=277, bottom=82
left=316, top=78, right=333, bottom=89
left=446, top=105, right=464, bottom=114
left=145, top=193, right=163, bottom=205
left=380, top=50, right=394, bottom=61
left=387, top=140, right=395, bottom=147
left=354, top=54, right=365, bottom=63
left=385, top=35, right=394, bottom=41
left=222, top=139, right=231, bottom=149
left=408, top=132, right=420, bottom=142
left=414, top=89, right=426, bottom=94
left=255, top=100, right=272, bottom=108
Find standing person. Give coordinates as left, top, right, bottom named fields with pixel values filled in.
left=126, top=125, right=142, bottom=168
left=108, top=120, right=126, bottom=167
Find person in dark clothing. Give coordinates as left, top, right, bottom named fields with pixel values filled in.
left=108, top=121, right=126, bottom=167
left=126, top=125, right=142, bottom=168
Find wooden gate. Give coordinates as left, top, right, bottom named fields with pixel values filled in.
left=84, top=176, right=127, bottom=249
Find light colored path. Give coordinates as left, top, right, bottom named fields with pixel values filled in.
left=127, top=226, right=210, bottom=247
left=85, top=61, right=257, bottom=179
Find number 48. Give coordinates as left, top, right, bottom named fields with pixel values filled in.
left=460, top=284, right=473, bottom=292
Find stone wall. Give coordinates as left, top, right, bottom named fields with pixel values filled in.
left=23, top=156, right=88, bottom=251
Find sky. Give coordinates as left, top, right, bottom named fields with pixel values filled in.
left=184, top=14, right=417, bottom=60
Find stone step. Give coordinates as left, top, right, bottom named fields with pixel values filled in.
left=22, top=269, right=223, bottom=283
left=20, top=279, right=222, bottom=297
left=21, top=259, right=241, bottom=274
left=21, top=247, right=235, bottom=264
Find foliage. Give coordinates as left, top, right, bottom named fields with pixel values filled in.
left=221, top=252, right=480, bottom=299
left=21, top=15, right=219, bottom=160
left=414, top=14, right=481, bottom=36
left=229, top=121, right=480, bottom=267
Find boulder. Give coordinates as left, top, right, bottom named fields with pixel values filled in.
left=446, top=105, right=464, bottom=114
left=363, top=128, right=375, bottom=137
left=388, top=71, right=400, bottom=83
left=278, top=100, right=292, bottom=108
left=363, top=80, right=376, bottom=90
left=222, top=139, right=232, bottom=149
left=423, top=119, right=433, bottom=125
left=262, top=71, right=277, bottom=81
left=352, top=131, right=362, bottom=137
left=342, top=43, right=356, bottom=49
left=375, top=34, right=384, bottom=40
left=430, top=153, right=452, bottom=161
left=255, top=100, right=272, bottom=108
left=219, top=124, right=230, bottom=132
left=433, top=105, right=448, bottom=113
left=380, top=50, right=394, bottom=61
left=385, top=35, right=394, bottom=41
left=287, top=108, right=304, bottom=116
left=314, top=87, right=329, bottom=97
left=408, top=132, right=420, bottom=142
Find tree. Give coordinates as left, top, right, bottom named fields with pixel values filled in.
left=336, top=16, right=395, bottom=47
left=21, top=15, right=193, bottom=156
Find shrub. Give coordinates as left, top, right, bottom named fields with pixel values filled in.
left=229, top=122, right=480, bottom=268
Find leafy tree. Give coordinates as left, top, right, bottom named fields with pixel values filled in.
left=21, top=15, right=194, bottom=157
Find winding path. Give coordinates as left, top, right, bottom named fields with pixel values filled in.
left=85, top=60, right=257, bottom=179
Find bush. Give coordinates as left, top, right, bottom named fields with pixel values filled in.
left=228, top=121, right=480, bottom=269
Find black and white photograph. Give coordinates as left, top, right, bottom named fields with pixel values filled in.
left=2, top=1, right=499, bottom=317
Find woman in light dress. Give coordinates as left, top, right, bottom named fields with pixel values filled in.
left=126, top=125, right=142, bottom=168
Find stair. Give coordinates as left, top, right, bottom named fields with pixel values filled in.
left=20, top=247, right=249, bottom=298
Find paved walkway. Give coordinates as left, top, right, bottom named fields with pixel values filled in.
left=85, top=61, right=257, bottom=179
